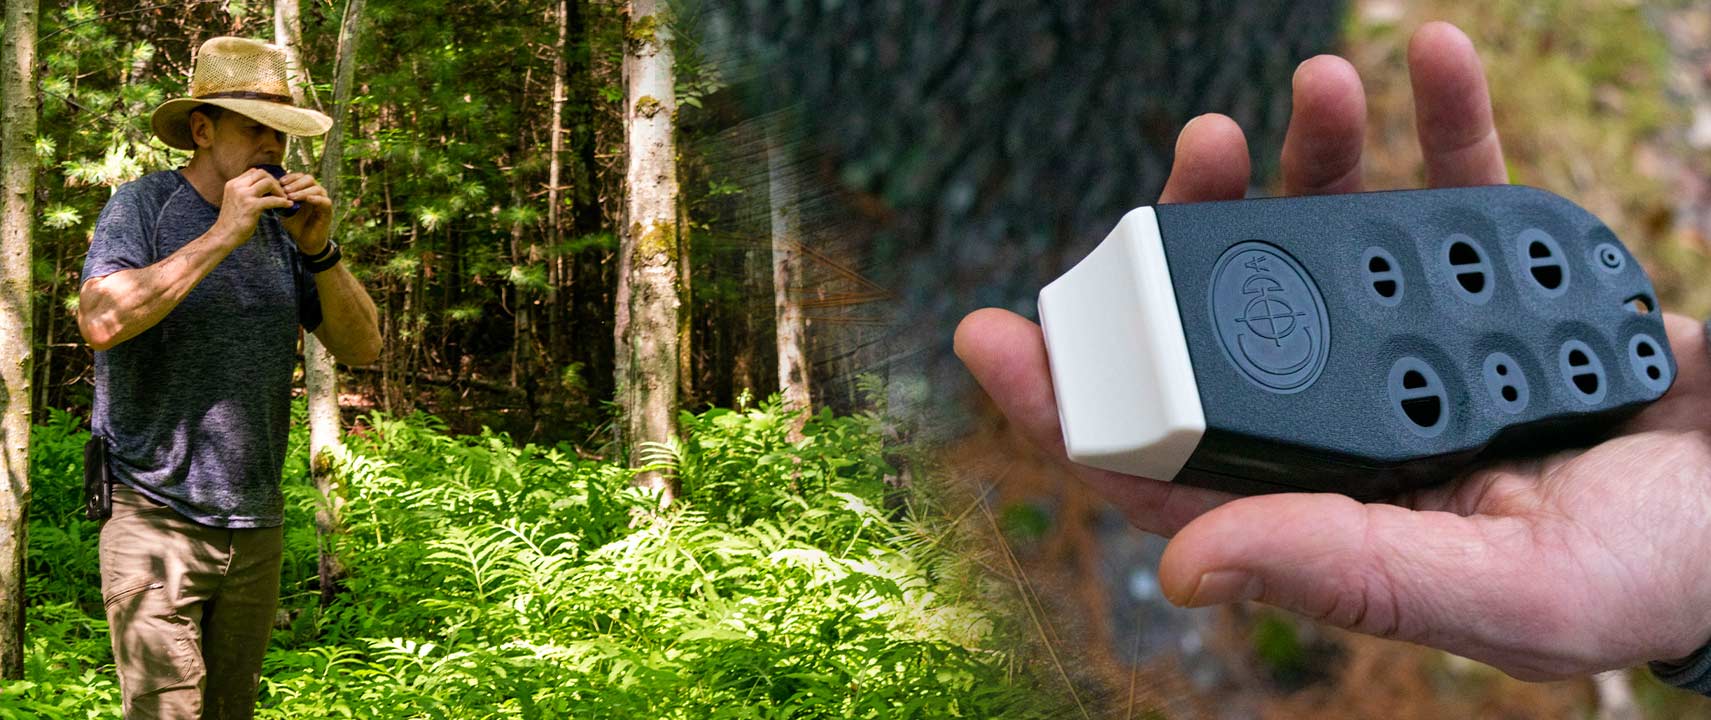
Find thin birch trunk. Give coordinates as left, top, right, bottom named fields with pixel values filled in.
left=279, top=0, right=367, bottom=606
left=768, top=127, right=810, bottom=436
left=545, top=0, right=569, bottom=372
left=620, top=0, right=680, bottom=502
left=0, top=0, right=39, bottom=680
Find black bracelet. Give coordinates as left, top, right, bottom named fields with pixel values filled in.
left=301, top=241, right=337, bottom=264
left=304, top=242, right=342, bottom=274
left=1651, top=643, right=1711, bottom=696
left=1660, top=318, right=1711, bottom=696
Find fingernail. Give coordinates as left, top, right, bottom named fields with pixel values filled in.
left=1176, top=115, right=1206, bottom=153
left=1184, top=570, right=1262, bottom=607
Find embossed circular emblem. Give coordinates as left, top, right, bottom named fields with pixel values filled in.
left=1209, top=241, right=1331, bottom=394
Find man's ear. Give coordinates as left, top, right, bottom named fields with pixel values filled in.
left=189, top=111, right=216, bottom=149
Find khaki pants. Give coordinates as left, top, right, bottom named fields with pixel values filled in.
left=99, top=485, right=283, bottom=719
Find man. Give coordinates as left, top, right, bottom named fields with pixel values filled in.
left=956, top=21, right=1711, bottom=694
left=76, top=36, right=381, bottom=718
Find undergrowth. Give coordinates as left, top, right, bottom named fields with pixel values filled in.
left=4, top=398, right=1071, bottom=718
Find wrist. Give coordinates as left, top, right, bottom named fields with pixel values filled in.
left=303, top=241, right=343, bottom=274
left=208, top=221, right=247, bottom=251
left=298, top=238, right=331, bottom=258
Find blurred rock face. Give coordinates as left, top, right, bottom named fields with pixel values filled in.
left=706, top=0, right=1345, bottom=397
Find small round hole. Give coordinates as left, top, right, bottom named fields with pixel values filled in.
left=1483, top=352, right=1529, bottom=414
left=1369, top=256, right=1389, bottom=273
left=1403, top=370, right=1426, bottom=389
left=1648, top=366, right=1661, bottom=380
left=1569, top=349, right=1588, bottom=366
left=1594, top=242, right=1627, bottom=273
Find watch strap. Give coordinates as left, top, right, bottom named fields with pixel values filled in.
left=304, top=241, right=342, bottom=273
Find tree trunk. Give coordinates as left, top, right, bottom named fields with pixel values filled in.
left=272, top=0, right=321, bottom=122
left=278, top=0, right=366, bottom=607
left=768, top=128, right=810, bottom=435
left=620, top=0, right=680, bottom=502
left=0, top=0, right=38, bottom=681
left=273, top=0, right=320, bottom=173
left=544, top=0, right=569, bottom=372
left=562, top=0, right=599, bottom=364
left=677, top=189, right=693, bottom=407
left=507, top=61, right=530, bottom=388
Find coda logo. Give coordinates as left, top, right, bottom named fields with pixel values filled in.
left=1208, top=241, right=1330, bottom=394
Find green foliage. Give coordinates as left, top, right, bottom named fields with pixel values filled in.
left=5, top=403, right=1071, bottom=718
left=1249, top=612, right=1305, bottom=677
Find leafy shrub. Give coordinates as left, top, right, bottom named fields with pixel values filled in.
left=4, top=401, right=1070, bottom=718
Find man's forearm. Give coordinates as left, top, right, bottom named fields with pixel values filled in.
left=77, top=227, right=240, bottom=350
left=311, top=261, right=381, bottom=365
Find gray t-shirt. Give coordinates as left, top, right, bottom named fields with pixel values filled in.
left=82, top=169, right=321, bottom=529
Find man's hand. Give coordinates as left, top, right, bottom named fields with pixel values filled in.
left=954, top=21, right=1711, bottom=681
left=277, top=172, right=334, bottom=256
left=212, top=168, right=295, bottom=247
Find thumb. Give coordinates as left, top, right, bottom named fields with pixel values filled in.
left=1157, top=493, right=1554, bottom=649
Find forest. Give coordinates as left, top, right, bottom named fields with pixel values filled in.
left=0, top=0, right=1091, bottom=716
left=11, top=0, right=1711, bottom=718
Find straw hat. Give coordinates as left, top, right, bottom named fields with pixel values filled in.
left=150, top=36, right=332, bottom=151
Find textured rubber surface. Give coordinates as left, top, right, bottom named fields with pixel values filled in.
left=1146, top=185, right=1674, bottom=499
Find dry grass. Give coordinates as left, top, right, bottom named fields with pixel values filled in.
left=1345, top=0, right=1711, bottom=316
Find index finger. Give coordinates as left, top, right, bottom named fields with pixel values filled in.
left=1157, top=114, right=1252, bottom=205
left=280, top=173, right=317, bottom=190
left=1409, top=21, right=1508, bottom=187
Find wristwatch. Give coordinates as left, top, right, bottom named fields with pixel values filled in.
left=302, top=240, right=342, bottom=273
left=1651, top=639, right=1711, bottom=695
left=1647, top=318, right=1711, bottom=697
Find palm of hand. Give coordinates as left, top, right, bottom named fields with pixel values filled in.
left=954, top=22, right=1711, bottom=680
left=1379, top=319, right=1711, bottom=677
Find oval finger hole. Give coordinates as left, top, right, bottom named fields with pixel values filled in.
left=1389, top=357, right=1448, bottom=437
left=1558, top=339, right=1607, bottom=404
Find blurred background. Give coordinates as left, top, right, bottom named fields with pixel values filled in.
left=712, top=0, right=1711, bottom=717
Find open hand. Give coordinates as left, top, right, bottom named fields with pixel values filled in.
left=954, top=21, right=1711, bottom=681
